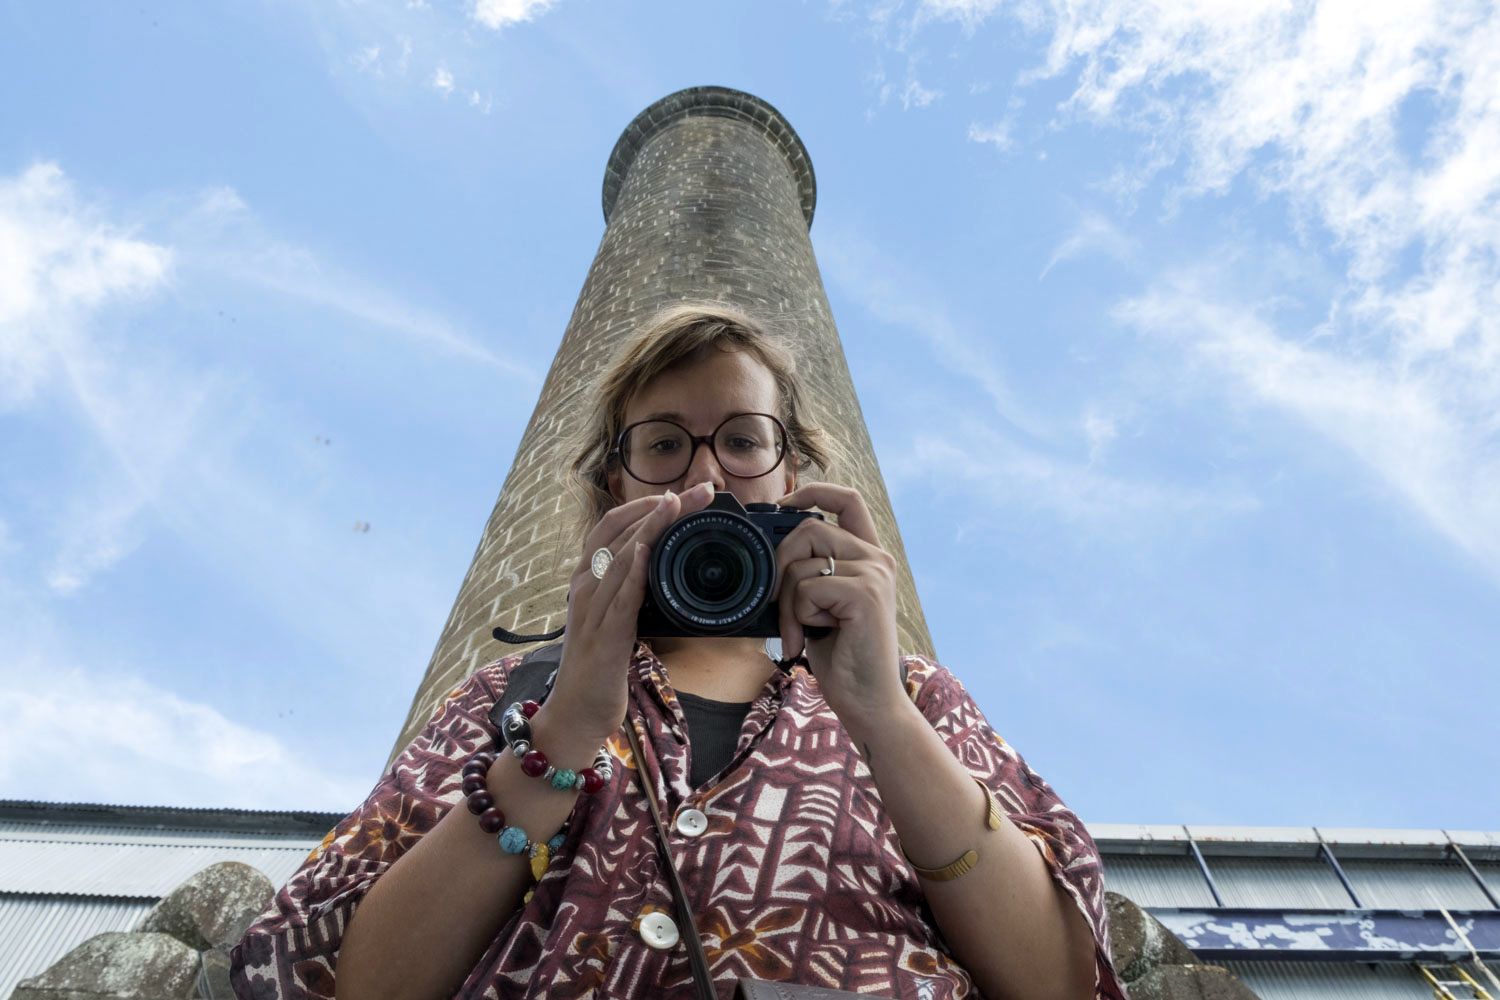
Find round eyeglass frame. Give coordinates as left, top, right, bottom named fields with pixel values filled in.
left=608, top=412, right=791, bottom=485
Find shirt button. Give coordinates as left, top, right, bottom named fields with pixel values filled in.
left=675, top=808, right=708, bottom=838
left=639, top=910, right=680, bottom=950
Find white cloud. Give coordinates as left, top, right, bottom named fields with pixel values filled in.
left=1082, top=409, right=1118, bottom=464
left=1040, top=208, right=1136, bottom=279
left=1118, top=270, right=1500, bottom=577
left=0, top=163, right=532, bottom=605
left=431, top=64, right=455, bottom=96
left=0, top=656, right=370, bottom=810
left=0, top=163, right=172, bottom=412
left=904, top=0, right=1500, bottom=577
left=180, top=187, right=531, bottom=375
left=967, top=118, right=1012, bottom=150
left=351, top=44, right=382, bottom=75
left=887, top=417, right=1252, bottom=531
left=470, top=0, right=559, bottom=30
left=820, top=228, right=1252, bottom=528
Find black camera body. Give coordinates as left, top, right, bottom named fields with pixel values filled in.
left=638, top=491, right=832, bottom=641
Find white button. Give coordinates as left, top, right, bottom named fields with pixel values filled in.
left=676, top=808, right=708, bottom=837
left=639, top=911, right=680, bottom=950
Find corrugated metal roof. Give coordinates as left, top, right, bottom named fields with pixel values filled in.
left=1341, top=859, right=1499, bottom=910
left=0, top=838, right=316, bottom=897
left=0, top=895, right=154, bottom=1000
left=1208, top=857, right=1358, bottom=908
left=1218, top=958, right=1463, bottom=999
left=1099, top=855, right=1218, bottom=907
left=0, top=820, right=327, bottom=850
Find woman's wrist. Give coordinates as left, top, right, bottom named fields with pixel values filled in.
left=526, top=691, right=622, bottom=766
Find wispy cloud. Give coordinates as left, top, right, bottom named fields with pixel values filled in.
left=0, top=162, right=532, bottom=607
left=1118, top=268, right=1500, bottom=579
left=1039, top=208, right=1136, bottom=279
left=967, top=118, right=1012, bottom=150
left=470, top=0, right=560, bottom=31
left=176, top=186, right=532, bottom=376
left=893, top=0, right=1500, bottom=578
left=296, top=0, right=564, bottom=115
left=0, top=163, right=172, bottom=412
left=0, top=653, right=371, bottom=810
left=819, top=228, right=1252, bottom=529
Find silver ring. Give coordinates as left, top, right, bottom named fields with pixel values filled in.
left=590, top=546, right=614, bottom=580
left=818, top=555, right=835, bottom=577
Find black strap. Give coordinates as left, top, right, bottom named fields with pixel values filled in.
left=624, top=720, right=718, bottom=1000
left=493, top=624, right=565, bottom=644
left=486, top=640, right=565, bottom=733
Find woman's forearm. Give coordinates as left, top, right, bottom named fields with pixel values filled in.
left=841, top=697, right=1098, bottom=1000
left=336, top=698, right=603, bottom=1000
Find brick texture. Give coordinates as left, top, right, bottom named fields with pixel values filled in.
left=387, top=85, right=936, bottom=767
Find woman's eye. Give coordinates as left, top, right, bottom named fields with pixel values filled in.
left=729, top=437, right=758, bottom=450
left=648, top=439, right=678, bottom=453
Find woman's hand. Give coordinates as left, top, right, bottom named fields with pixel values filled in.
left=773, top=483, right=907, bottom=736
left=546, top=481, right=718, bottom=740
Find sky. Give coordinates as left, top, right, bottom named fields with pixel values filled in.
left=1, top=0, right=1497, bottom=833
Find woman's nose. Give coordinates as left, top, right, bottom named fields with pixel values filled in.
left=682, top=438, right=727, bottom=492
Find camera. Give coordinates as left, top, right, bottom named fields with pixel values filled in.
left=638, top=491, right=833, bottom=641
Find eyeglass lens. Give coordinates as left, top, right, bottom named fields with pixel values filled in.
left=621, top=414, right=785, bottom=483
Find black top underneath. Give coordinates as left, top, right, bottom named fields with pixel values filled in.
left=677, top=690, right=755, bottom=789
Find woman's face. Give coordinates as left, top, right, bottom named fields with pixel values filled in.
left=607, top=346, right=797, bottom=508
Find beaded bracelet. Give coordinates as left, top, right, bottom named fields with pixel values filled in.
left=461, top=750, right=568, bottom=860
left=499, top=700, right=615, bottom=794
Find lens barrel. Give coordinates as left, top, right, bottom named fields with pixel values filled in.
left=648, top=507, right=775, bottom=634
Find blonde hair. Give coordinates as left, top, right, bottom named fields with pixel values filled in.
left=562, top=301, right=833, bottom=543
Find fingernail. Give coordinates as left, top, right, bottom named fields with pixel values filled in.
left=696, top=482, right=715, bottom=497
left=657, top=490, right=674, bottom=509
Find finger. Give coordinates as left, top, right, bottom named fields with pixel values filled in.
left=777, top=563, right=803, bottom=661
left=575, top=491, right=676, bottom=605
left=581, top=493, right=672, bottom=561
left=789, top=575, right=849, bottom=631
left=777, top=555, right=845, bottom=659
left=583, top=535, right=645, bottom=634
left=599, top=540, right=653, bottom=638
left=777, top=483, right=879, bottom=547
left=774, top=518, right=863, bottom=588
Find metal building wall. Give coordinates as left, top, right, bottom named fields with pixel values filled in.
left=1207, top=857, right=1356, bottom=908
left=1098, top=855, right=1218, bottom=908
left=1219, top=959, right=1456, bottom=1000
left=1341, top=859, right=1497, bottom=909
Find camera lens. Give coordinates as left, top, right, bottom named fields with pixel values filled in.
left=651, top=508, right=775, bottom=634
left=676, top=533, right=752, bottom=612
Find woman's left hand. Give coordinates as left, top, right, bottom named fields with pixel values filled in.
left=773, top=482, right=907, bottom=734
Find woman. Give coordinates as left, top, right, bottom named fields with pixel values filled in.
left=230, top=303, right=1129, bottom=1000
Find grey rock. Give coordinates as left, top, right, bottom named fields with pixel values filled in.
left=1127, top=963, right=1263, bottom=1000
left=1106, top=890, right=1198, bottom=983
left=12, top=931, right=200, bottom=1000
left=196, top=945, right=235, bottom=1000
left=137, top=861, right=274, bottom=951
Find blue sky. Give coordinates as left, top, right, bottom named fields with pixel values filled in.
left=2, top=0, right=1497, bottom=831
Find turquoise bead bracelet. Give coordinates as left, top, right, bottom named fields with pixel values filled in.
left=461, top=749, right=569, bottom=861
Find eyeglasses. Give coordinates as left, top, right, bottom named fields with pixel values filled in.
left=609, top=412, right=790, bottom=485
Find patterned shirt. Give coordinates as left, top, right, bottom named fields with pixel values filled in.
left=230, top=639, right=1129, bottom=999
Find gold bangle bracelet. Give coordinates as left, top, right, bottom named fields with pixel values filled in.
left=900, top=776, right=1003, bottom=882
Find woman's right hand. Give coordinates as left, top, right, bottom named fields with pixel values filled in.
left=545, top=481, right=718, bottom=740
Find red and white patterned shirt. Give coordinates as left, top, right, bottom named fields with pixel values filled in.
left=230, top=639, right=1129, bottom=999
